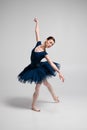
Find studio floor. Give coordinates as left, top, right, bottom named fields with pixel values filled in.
left=0, top=67, right=87, bottom=130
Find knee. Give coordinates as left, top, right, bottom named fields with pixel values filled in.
left=34, top=88, right=39, bottom=96
left=35, top=84, right=41, bottom=93
left=35, top=87, right=39, bottom=93
left=43, top=80, right=48, bottom=86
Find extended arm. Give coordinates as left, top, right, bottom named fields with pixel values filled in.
left=45, top=55, right=64, bottom=82
left=34, top=18, right=40, bottom=42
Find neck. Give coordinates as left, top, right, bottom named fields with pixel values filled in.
left=41, top=42, right=46, bottom=51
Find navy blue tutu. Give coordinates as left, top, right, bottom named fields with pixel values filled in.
left=18, top=41, right=60, bottom=84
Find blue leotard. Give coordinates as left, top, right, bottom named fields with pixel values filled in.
left=18, top=41, right=60, bottom=84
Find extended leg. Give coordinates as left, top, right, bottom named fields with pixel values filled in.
left=32, top=83, right=42, bottom=112
left=43, top=80, right=59, bottom=102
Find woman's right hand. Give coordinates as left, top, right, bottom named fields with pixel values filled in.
left=34, top=17, right=39, bottom=23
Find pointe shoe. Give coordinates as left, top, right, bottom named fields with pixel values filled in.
left=32, top=107, right=40, bottom=112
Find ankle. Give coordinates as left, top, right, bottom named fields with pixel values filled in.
left=53, top=96, right=59, bottom=102
left=32, top=106, right=40, bottom=112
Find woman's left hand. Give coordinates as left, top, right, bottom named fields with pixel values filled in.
left=59, top=72, right=64, bottom=82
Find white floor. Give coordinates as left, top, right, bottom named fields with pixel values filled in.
left=0, top=67, right=87, bottom=130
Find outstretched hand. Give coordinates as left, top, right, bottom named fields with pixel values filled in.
left=34, top=17, right=39, bottom=23
left=59, top=72, right=64, bottom=82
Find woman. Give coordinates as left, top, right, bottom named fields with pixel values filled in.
left=18, top=18, right=64, bottom=112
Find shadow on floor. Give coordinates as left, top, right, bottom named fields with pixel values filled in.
left=4, top=96, right=32, bottom=110
left=2, top=96, right=56, bottom=110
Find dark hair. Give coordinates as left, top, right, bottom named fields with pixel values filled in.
left=47, top=36, right=55, bottom=43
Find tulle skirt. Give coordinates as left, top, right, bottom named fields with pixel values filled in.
left=18, top=61, right=60, bottom=84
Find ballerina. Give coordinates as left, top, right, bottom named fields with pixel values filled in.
left=18, top=17, right=64, bottom=112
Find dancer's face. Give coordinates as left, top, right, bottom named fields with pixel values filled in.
left=45, top=39, right=55, bottom=48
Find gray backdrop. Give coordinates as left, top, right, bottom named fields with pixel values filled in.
left=0, top=0, right=87, bottom=129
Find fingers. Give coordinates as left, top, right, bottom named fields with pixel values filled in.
left=34, top=17, right=37, bottom=21
left=59, top=74, right=64, bottom=82
left=61, top=77, right=64, bottom=82
left=62, top=78, right=64, bottom=82
left=61, top=76, right=64, bottom=82
left=34, top=17, right=38, bottom=22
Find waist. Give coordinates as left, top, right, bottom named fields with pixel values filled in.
left=31, top=62, right=41, bottom=67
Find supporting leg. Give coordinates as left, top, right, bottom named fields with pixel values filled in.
left=32, top=83, right=42, bottom=112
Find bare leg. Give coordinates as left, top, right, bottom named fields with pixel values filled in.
left=32, top=83, right=42, bottom=112
left=43, top=80, right=59, bottom=103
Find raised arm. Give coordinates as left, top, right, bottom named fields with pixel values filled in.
left=34, top=17, right=40, bottom=42
left=45, top=55, right=64, bottom=82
